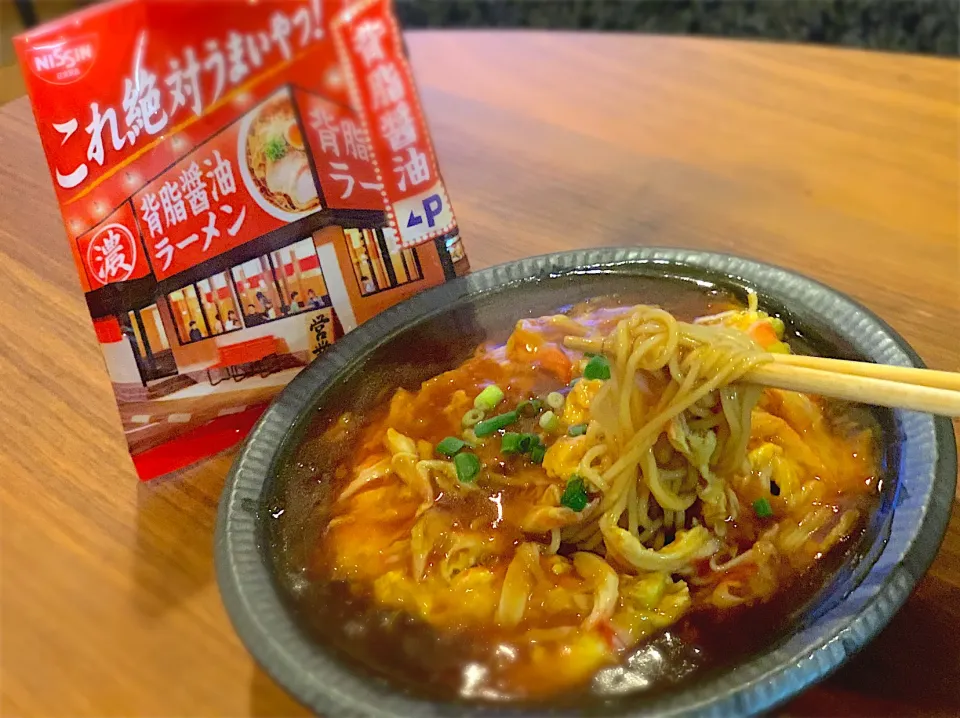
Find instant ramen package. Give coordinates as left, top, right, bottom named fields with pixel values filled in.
left=15, top=0, right=467, bottom=480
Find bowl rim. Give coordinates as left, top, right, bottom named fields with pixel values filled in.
left=215, top=247, right=956, bottom=718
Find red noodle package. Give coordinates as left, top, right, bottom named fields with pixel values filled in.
left=15, top=0, right=467, bottom=480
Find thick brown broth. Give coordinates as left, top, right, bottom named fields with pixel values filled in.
left=270, top=283, right=883, bottom=704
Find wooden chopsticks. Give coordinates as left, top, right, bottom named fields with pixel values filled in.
left=562, top=335, right=960, bottom=417
left=766, top=354, right=960, bottom=391
left=744, top=356, right=960, bottom=417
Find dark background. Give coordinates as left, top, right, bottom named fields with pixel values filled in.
left=395, top=0, right=959, bottom=56
left=1, top=0, right=956, bottom=103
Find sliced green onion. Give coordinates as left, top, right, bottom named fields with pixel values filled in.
left=561, top=476, right=589, bottom=511
left=435, top=436, right=467, bottom=457
left=546, top=392, right=565, bottom=410
left=503, top=432, right=541, bottom=456
left=539, top=410, right=560, bottom=432
left=769, top=316, right=785, bottom=337
left=474, top=410, right=519, bottom=437
left=454, top=452, right=482, bottom=483
left=462, top=428, right=479, bottom=446
left=583, top=354, right=611, bottom=380
left=474, top=385, right=505, bottom=412
left=515, top=399, right=543, bottom=417
left=568, top=423, right=588, bottom=437
left=529, top=444, right=546, bottom=464
left=753, top=497, right=774, bottom=518
left=461, top=408, right=485, bottom=428
left=518, top=433, right=539, bottom=453
left=500, top=432, right=522, bottom=454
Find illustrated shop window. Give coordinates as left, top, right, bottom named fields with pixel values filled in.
left=167, top=285, right=208, bottom=344
left=197, top=272, right=242, bottom=335
left=344, top=227, right=422, bottom=297
left=230, top=255, right=286, bottom=328
left=123, top=304, right=177, bottom=383
left=445, top=230, right=466, bottom=264
left=166, top=271, right=240, bottom=344
left=268, top=237, right=332, bottom=314
left=127, top=305, right=171, bottom=360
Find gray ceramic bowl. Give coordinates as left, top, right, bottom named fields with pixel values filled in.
left=215, top=248, right=956, bottom=717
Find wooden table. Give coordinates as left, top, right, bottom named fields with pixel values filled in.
left=1, top=32, right=958, bottom=717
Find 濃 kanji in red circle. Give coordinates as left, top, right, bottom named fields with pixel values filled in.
left=86, top=222, right=138, bottom=285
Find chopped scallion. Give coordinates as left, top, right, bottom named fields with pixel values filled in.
left=583, top=354, right=611, bottom=380
left=529, top=444, right=546, bottom=464
left=454, top=452, right=481, bottom=483
left=515, top=399, right=543, bottom=417
left=753, top=497, right=774, bottom=518
left=561, top=476, right=589, bottom=511
left=264, top=136, right=287, bottom=162
left=461, top=408, right=485, bottom=428
left=518, top=433, right=539, bottom=452
left=500, top=432, right=522, bottom=454
left=435, top=436, right=467, bottom=457
left=546, top=392, right=565, bottom=410
left=503, top=431, right=541, bottom=456
left=539, top=410, right=560, bottom=432
left=474, top=385, right=505, bottom=412
left=568, top=423, right=588, bottom=437
left=474, top=410, right=519, bottom=437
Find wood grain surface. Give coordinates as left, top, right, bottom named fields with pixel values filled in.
left=1, top=32, right=958, bottom=717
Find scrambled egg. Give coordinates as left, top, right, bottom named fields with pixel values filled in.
left=542, top=435, right=589, bottom=481
left=611, top=573, right=691, bottom=647
left=540, top=379, right=605, bottom=480
left=374, top=567, right=501, bottom=629
left=561, top=378, right=604, bottom=425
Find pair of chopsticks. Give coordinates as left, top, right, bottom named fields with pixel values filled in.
left=745, top=355, right=960, bottom=417
left=562, top=335, right=960, bottom=417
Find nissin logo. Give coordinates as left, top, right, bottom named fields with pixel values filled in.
left=28, top=36, right=97, bottom=85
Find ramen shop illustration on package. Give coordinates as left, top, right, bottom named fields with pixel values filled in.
left=15, top=0, right=468, bottom=480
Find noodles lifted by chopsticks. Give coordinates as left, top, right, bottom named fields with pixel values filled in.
left=559, top=304, right=771, bottom=569
left=321, top=295, right=879, bottom=699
